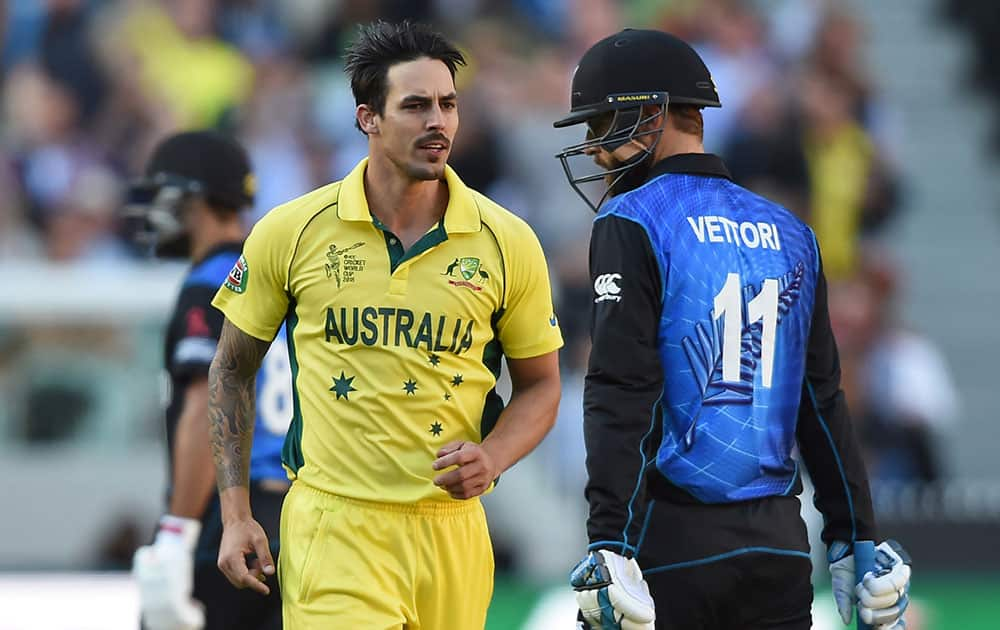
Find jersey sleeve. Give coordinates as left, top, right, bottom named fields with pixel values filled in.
left=796, top=251, right=877, bottom=547
left=495, top=221, right=564, bottom=359
left=211, top=215, right=290, bottom=342
left=583, top=214, right=664, bottom=551
left=169, top=285, right=225, bottom=379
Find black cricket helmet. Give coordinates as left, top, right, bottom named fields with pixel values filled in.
left=122, top=130, right=255, bottom=257
left=554, top=28, right=721, bottom=212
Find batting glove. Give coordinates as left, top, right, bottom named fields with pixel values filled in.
left=571, top=549, right=655, bottom=630
left=830, top=539, right=912, bottom=629
left=132, top=515, right=205, bottom=630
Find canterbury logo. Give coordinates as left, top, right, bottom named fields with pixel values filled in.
left=594, top=273, right=622, bottom=303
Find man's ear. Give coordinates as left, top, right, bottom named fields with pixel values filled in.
left=357, top=105, right=379, bottom=135
left=642, top=104, right=667, bottom=130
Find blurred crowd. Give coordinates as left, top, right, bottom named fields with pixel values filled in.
left=943, top=0, right=1000, bottom=154
left=0, top=0, right=962, bottom=570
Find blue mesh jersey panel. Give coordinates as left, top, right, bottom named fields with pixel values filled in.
left=602, top=174, right=819, bottom=503
left=187, top=249, right=289, bottom=483
left=251, top=324, right=292, bottom=482
left=183, top=250, right=240, bottom=290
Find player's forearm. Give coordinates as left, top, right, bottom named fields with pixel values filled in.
left=481, top=362, right=560, bottom=474
left=797, top=264, right=877, bottom=544
left=582, top=374, right=662, bottom=546
left=797, top=384, right=877, bottom=544
left=168, top=379, right=218, bottom=518
left=208, top=320, right=268, bottom=495
left=208, top=358, right=255, bottom=493
left=217, top=486, right=254, bottom=524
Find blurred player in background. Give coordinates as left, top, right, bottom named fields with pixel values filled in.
left=206, top=20, right=563, bottom=629
left=555, top=29, right=912, bottom=629
left=126, top=131, right=287, bottom=630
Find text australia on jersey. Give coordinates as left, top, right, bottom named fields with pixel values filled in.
left=325, top=306, right=476, bottom=356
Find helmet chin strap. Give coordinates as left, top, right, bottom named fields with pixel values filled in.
left=607, top=149, right=655, bottom=198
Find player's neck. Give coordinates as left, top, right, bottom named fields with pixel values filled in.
left=652, top=131, right=705, bottom=162
left=364, top=158, right=448, bottom=249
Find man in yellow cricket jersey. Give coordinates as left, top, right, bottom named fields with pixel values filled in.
left=206, top=20, right=563, bottom=629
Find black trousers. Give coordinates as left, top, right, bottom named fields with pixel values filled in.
left=193, top=557, right=283, bottom=630
left=643, top=552, right=812, bottom=629
left=144, top=482, right=286, bottom=630
left=195, top=482, right=285, bottom=630
left=636, top=494, right=814, bottom=630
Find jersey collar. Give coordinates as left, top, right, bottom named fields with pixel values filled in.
left=337, top=158, right=482, bottom=234
left=647, top=152, right=732, bottom=181
left=191, top=240, right=243, bottom=267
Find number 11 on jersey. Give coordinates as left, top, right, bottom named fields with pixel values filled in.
left=713, top=272, right=778, bottom=388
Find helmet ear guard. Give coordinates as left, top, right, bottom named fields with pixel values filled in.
left=555, top=92, right=668, bottom=213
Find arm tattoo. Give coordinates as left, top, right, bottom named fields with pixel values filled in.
left=208, top=320, right=270, bottom=491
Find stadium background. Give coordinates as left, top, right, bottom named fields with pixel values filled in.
left=1, top=0, right=998, bottom=628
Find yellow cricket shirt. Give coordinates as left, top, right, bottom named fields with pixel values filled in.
left=212, top=159, right=563, bottom=503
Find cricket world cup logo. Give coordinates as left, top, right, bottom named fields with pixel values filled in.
left=325, top=242, right=366, bottom=288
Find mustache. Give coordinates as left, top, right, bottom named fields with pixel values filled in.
left=415, top=133, right=451, bottom=148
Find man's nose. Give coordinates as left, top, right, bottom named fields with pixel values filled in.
left=427, top=105, right=445, bottom=130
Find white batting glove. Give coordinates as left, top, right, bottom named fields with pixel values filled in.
left=571, top=549, right=655, bottom=630
left=858, top=540, right=912, bottom=629
left=829, top=540, right=912, bottom=629
left=132, top=515, right=205, bottom=630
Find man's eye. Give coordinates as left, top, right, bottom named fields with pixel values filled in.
left=587, top=113, right=614, bottom=137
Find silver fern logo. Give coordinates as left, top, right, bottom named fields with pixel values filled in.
left=680, top=262, right=805, bottom=447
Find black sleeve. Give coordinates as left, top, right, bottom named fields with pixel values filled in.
left=583, top=215, right=664, bottom=553
left=167, top=285, right=225, bottom=380
left=796, top=259, right=877, bottom=547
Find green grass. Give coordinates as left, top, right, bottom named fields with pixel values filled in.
left=486, top=572, right=1000, bottom=630
left=486, top=575, right=546, bottom=630
left=905, top=574, right=1000, bottom=628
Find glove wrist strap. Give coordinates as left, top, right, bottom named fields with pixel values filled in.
left=156, top=514, right=202, bottom=551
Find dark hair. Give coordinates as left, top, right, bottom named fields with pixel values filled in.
left=344, top=21, right=466, bottom=134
